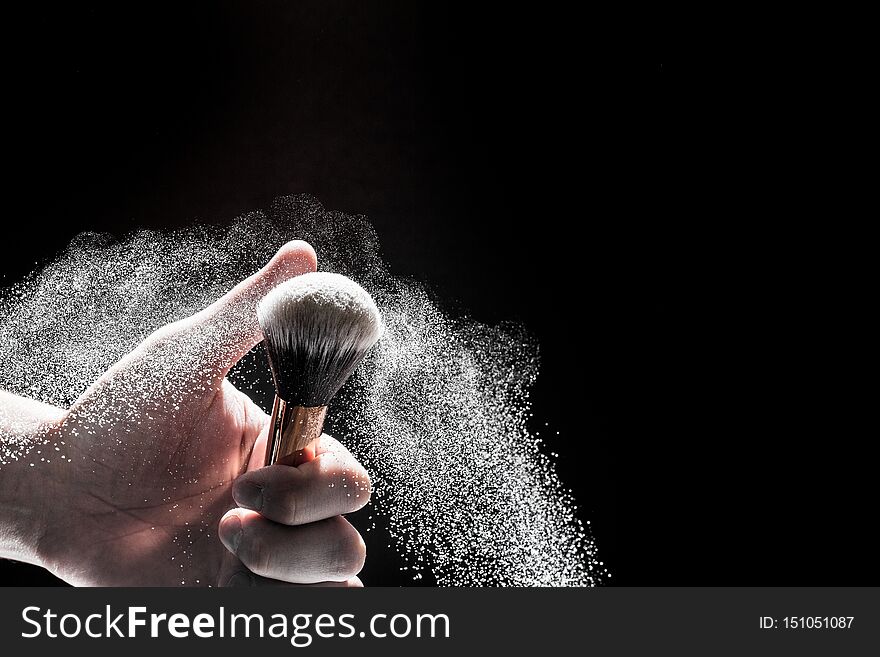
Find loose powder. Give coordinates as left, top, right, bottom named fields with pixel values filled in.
left=0, top=195, right=605, bottom=586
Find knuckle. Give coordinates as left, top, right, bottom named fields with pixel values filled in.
left=262, top=465, right=308, bottom=525
left=266, top=487, right=300, bottom=525
left=143, top=322, right=183, bottom=351
left=260, top=481, right=303, bottom=525
left=328, top=522, right=366, bottom=580
left=238, top=530, right=272, bottom=576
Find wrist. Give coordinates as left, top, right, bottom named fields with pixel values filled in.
left=0, top=392, right=68, bottom=567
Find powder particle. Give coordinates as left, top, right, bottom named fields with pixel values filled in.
left=0, top=195, right=605, bottom=586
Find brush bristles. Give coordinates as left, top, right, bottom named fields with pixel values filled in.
left=257, top=272, right=383, bottom=407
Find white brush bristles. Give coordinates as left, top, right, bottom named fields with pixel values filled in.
left=257, top=272, right=383, bottom=406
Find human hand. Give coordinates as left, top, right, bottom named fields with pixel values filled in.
left=0, top=241, right=371, bottom=586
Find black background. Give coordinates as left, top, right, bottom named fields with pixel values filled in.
left=1, top=3, right=872, bottom=586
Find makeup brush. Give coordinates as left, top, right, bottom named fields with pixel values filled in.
left=257, top=271, right=383, bottom=466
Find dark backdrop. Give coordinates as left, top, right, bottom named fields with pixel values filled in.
left=1, top=3, right=871, bottom=586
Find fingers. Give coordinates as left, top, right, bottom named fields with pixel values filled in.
left=218, top=510, right=366, bottom=584
left=221, top=434, right=371, bottom=585
left=192, top=239, right=317, bottom=374
left=233, top=434, right=371, bottom=525
left=142, top=240, right=317, bottom=379
left=69, top=241, right=316, bottom=413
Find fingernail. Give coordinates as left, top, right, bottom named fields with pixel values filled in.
left=233, top=481, right=263, bottom=511
left=219, top=515, right=242, bottom=553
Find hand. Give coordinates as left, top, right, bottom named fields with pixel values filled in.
left=0, top=241, right=371, bottom=586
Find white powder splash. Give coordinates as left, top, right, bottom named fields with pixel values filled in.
left=0, top=195, right=604, bottom=586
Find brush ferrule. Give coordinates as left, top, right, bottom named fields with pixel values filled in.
left=265, top=396, right=327, bottom=466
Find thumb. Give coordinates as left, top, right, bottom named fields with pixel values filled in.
left=155, top=240, right=317, bottom=377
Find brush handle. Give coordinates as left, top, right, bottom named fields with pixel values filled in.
left=265, top=396, right=327, bottom=466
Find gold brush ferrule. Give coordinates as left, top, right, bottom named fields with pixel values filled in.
left=265, top=396, right=328, bottom=466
